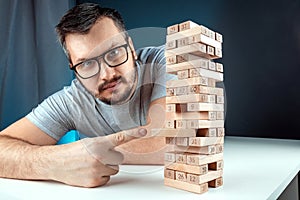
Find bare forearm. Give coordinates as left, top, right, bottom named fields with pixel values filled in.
left=117, top=97, right=170, bottom=164
left=0, top=134, right=125, bottom=187
left=0, top=125, right=147, bottom=187
left=116, top=137, right=172, bottom=165
left=0, top=135, right=54, bottom=180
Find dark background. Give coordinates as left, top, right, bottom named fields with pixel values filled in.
left=0, top=1, right=73, bottom=131
left=77, top=0, right=300, bottom=139
left=1, top=0, right=299, bottom=140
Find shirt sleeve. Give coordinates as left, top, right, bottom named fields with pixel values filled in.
left=26, top=89, right=75, bottom=141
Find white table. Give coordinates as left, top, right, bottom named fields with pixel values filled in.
left=0, top=136, right=299, bottom=200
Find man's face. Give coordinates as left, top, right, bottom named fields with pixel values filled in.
left=65, top=17, right=137, bottom=104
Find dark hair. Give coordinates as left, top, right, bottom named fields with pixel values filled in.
left=55, top=3, right=126, bottom=60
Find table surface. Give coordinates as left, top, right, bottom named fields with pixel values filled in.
left=1, top=136, right=300, bottom=200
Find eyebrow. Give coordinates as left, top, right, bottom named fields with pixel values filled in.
left=73, top=42, right=121, bottom=65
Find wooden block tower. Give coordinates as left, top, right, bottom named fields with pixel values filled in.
left=156, top=20, right=224, bottom=194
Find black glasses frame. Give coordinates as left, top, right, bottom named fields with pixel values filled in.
left=71, top=43, right=130, bottom=79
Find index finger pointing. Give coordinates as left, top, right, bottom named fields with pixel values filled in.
left=105, top=128, right=147, bottom=148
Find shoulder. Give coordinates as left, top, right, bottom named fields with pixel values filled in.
left=136, top=45, right=165, bottom=64
left=44, top=79, right=94, bottom=109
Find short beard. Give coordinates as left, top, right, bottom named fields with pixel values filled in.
left=96, top=68, right=137, bottom=105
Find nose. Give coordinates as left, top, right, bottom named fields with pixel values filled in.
left=99, top=62, right=116, bottom=81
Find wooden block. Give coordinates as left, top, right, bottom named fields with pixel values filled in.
left=208, top=177, right=223, bottom=188
left=215, top=48, right=222, bottom=58
left=166, top=55, right=177, bottom=65
left=167, top=61, right=223, bottom=81
left=177, top=37, right=189, bottom=47
left=188, top=33, right=222, bottom=50
left=165, top=137, right=175, bottom=144
left=188, top=67, right=223, bottom=81
left=164, top=59, right=201, bottom=71
left=151, top=128, right=197, bottom=137
left=173, top=145, right=216, bottom=155
left=182, top=146, right=216, bottom=155
left=175, top=153, right=187, bottom=164
left=175, top=120, right=187, bottom=129
left=216, top=95, right=224, bottom=104
left=215, top=144, right=224, bottom=153
left=217, top=127, right=225, bottom=136
left=208, top=29, right=216, bottom=39
left=188, top=85, right=212, bottom=94
left=166, top=94, right=215, bottom=104
left=186, top=173, right=199, bottom=185
left=165, top=152, right=176, bottom=162
left=179, top=20, right=199, bottom=31
left=174, top=86, right=189, bottom=96
left=215, top=32, right=223, bottom=43
left=165, top=43, right=221, bottom=60
left=208, top=78, right=216, bottom=87
left=164, top=120, right=175, bottom=128
left=166, top=88, right=175, bottom=97
left=165, top=162, right=208, bottom=175
left=208, top=61, right=216, bottom=71
left=188, top=85, right=223, bottom=96
left=189, top=136, right=224, bottom=146
left=216, top=111, right=224, bottom=120
left=164, top=178, right=208, bottom=194
left=167, top=77, right=208, bottom=88
left=207, top=45, right=215, bottom=56
left=167, top=24, right=179, bottom=35
left=216, top=63, right=224, bottom=72
left=166, top=43, right=207, bottom=57
left=175, top=171, right=187, bottom=182
left=200, top=26, right=210, bottom=37
left=175, top=137, right=189, bottom=146
left=166, top=111, right=216, bottom=121
left=187, top=170, right=223, bottom=185
left=164, top=169, right=175, bottom=179
left=208, top=160, right=224, bottom=170
left=197, top=128, right=217, bottom=137
left=177, top=70, right=189, bottom=79
left=166, top=104, right=187, bottom=113
left=166, top=40, right=177, bottom=50
left=166, top=104, right=176, bottom=112
left=187, top=153, right=223, bottom=166
left=187, top=120, right=224, bottom=129
left=166, top=111, right=217, bottom=121
left=188, top=85, right=209, bottom=95
left=208, top=111, right=217, bottom=120
left=187, top=103, right=224, bottom=112
left=207, top=111, right=218, bottom=120
left=176, top=54, right=209, bottom=68
left=211, top=87, right=224, bottom=96
left=176, top=54, right=186, bottom=64
left=166, top=27, right=222, bottom=50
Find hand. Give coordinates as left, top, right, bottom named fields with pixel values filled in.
left=50, top=128, right=147, bottom=188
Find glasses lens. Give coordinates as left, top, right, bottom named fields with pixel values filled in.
left=76, top=59, right=99, bottom=78
left=104, top=46, right=128, bottom=67
left=74, top=44, right=128, bottom=79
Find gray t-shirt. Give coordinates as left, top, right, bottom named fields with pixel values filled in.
left=26, top=45, right=174, bottom=140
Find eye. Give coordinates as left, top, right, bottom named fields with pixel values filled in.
left=77, top=60, right=97, bottom=71
left=82, top=60, right=94, bottom=67
left=106, top=49, right=120, bottom=60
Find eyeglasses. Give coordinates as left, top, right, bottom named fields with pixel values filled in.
left=71, top=43, right=130, bottom=79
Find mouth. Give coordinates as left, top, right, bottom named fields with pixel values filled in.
left=102, top=79, right=122, bottom=92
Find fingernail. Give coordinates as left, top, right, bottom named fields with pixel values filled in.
left=138, top=128, right=147, bottom=136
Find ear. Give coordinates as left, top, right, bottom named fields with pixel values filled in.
left=128, top=37, right=137, bottom=60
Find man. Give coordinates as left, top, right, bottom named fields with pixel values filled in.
left=0, top=3, right=173, bottom=188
